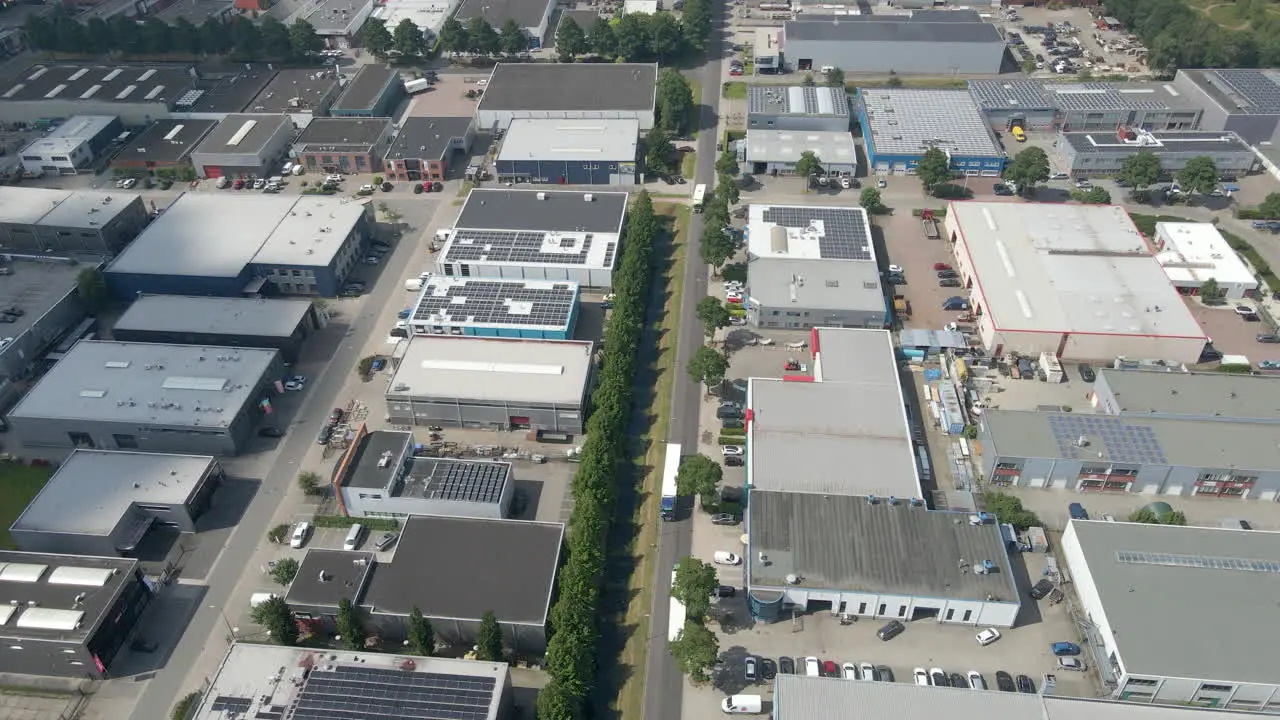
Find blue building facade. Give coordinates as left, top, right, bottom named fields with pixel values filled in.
left=407, top=278, right=579, bottom=340
left=857, top=100, right=1006, bottom=177
left=493, top=158, right=637, bottom=186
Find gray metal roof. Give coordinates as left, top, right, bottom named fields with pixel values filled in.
left=0, top=551, right=139, bottom=643
left=0, top=63, right=193, bottom=105
left=785, top=17, right=1002, bottom=43
left=1068, top=520, right=1280, bottom=684
left=0, top=187, right=142, bottom=229
left=968, top=79, right=1199, bottom=113
left=899, top=328, right=967, bottom=349
left=295, top=117, right=391, bottom=151
left=245, top=68, right=340, bottom=114
left=497, top=118, right=638, bottom=163
left=454, top=0, right=554, bottom=29
left=749, top=493, right=1015, bottom=601
left=557, top=9, right=599, bottom=34
left=1062, top=130, right=1250, bottom=155
left=192, top=114, right=290, bottom=156
left=454, top=188, right=628, bottom=234
left=114, top=295, right=313, bottom=339
left=476, top=63, right=657, bottom=112
left=304, top=0, right=371, bottom=32
left=174, top=68, right=276, bottom=114
left=341, top=430, right=412, bottom=490
left=967, top=79, right=1055, bottom=110
left=745, top=129, right=855, bottom=166
left=117, top=119, right=216, bottom=165
left=1186, top=68, right=1280, bottom=115
left=8, top=340, right=278, bottom=428
left=387, top=336, right=593, bottom=405
left=362, top=515, right=563, bottom=623
left=860, top=88, right=1003, bottom=159
left=12, top=450, right=215, bottom=536
left=1095, top=369, right=1280, bottom=423
left=982, top=410, right=1280, bottom=471
left=747, top=257, right=881, bottom=312
left=399, top=457, right=511, bottom=503
left=748, top=85, right=850, bottom=117
left=386, top=116, right=474, bottom=161
left=334, top=64, right=397, bottom=111
left=411, top=277, right=577, bottom=331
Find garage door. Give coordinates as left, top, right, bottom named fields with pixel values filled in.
left=1049, top=477, right=1069, bottom=489
left=1163, top=484, right=1184, bottom=496
left=1028, top=476, right=1047, bottom=488
left=205, top=166, right=223, bottom=178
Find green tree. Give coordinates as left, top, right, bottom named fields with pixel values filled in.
left=699, top=225, right=735, bottom=269
left=22, top=14, right=55, bottom=51
left=1256, top=192, right=1280, bottom=218
left=110, top=14, right=141, bottom=54
left=695, top=296, right=731, bottom=338
left=715, top=148, right=739, bottom=177
left=1199, top=277, right=1221, bottom=301
left=467, top=17, right=500, bottom=56
left=53, top=13, right=86, bottom=53
left=614, top=12, right=650, bottom=60
left=588, top=18, right=616, bottom=58
left=824, top=66, right=844, bottom=87
left=885, top=70, right=902, bottom=87
left=982, top=491, right=1041, bottom=532
left=1165, top=510, right=1187, bottom=526
left=1118, top=149, right=1162, bottom=190
left=199, top=17, right=230, bottom=55
left=715, top=179, right=740, bottom=207
left=336, top=597, right=366, bottom=649
left=687, top=346, right=729, bottom=390
left=555, top=16, right=586, bottom=61
left=680, top=0, right=712, bottom=50
left=259, top=17, right=292, bottom=58
left=859, top=186, right=886, bottom=214
left=915, top=147, right=952, bottom=195
left=250, top=596, right=299, bottom=645
left=437, top=17, right=469, bottom=55
left=1005, top=146, right=1051, bottom=197
left=170, top=17, right=202, bottom=55
left=535, top=679, right=576, bottom=719
left=1021, top=56, right=1037, bottom=74
left=669, top=619, right=719, bottom=683
left=475, top=610, right=504, bottom=661
left=76, top=268, right=109, bottom=314
left=393, top=18, right=428, bottom=58
left=1177, top=155, right=1220, bottom=195
left=361, top=18, right=393, bottom=60
left=676, top=453, right=722, bottom=502
left=672, top=555, right=719, bottom=621
left=1127, top=508, right=1159, bottom=524
left=648, top=12, right=683, bottom=60
left=270, top=557, right=300, bottom=585
left=407, top=606, right=435, bottom=656
left=230, top=17, right=262, bottom=58
left=267, top=523, right=290, bottom=544
left=139, top=17, right=172, bottom=54
left=656, top=68, right=694, bottom=136
left=793, top=150, right=823, bottom=183
left=498, top=18, right=527, bottom=55
left=1070, top=186, right=1112, bottom=204
left=289, top=18, right=323, bottom=58
left=645, top=126, right=675, bottom=177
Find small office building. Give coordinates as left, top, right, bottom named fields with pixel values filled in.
left=10, top=450, right=224, bottom=557
left=859, top=89, right=1005, bottom=176
left=0, top=552, right=152, bottom=678
left=244, top=68, right=342, bottom=127
left=0, top=186, right=149, bottom=255
left=285, top=515, right=563, bottom=653
left=409, top=276, right=579, bottom=340
left=454, top=0, right=555, bottom=48
left=303, top=0, right=375, bottom=50
left=476, top=63, right=657, bottom=131
left=292, top=117, right=394, bottom=174
left=386, top=336, right=593, bottom=433
left=782, top=12, right=1005, bottom=75
left=1153, top=222, right=1258, bottom=300
left=0, top=63, right=196, bottom=125
left=18, top=115, right=121, bottom=176
left=334, top=429, right=514, bottom=519
left=331, top=65, right=403, bottom=117
left=496, top=119, right=639, bottom=185
left=112, top=295, right=320, bottom=363
left=112, top=119, right=217, bottom=175
left=744, top=130, right=856, bottom=177
left=189, top=114, right=294, bottom=179
left=747, top=85, right=851, bottom=133
left=7, top=340, right=284, bottom=455
left=969, top=79, right=1204, bottom=133
left=1056, top=129, right=1258, bottom=178
left=383, top=116, right=474, bottom=182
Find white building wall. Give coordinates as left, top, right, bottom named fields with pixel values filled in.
left=775, top=588, right=1016, bottom=627
left=434, top=259, right=613, bottom=288
left=476, top=108, right=655, bottom=132
left=20, top=140, right=94, bottom=176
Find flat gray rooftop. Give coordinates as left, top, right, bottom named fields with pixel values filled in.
left=498, top=118, right=638, bottom=163
left=1180, top=68, right=1280, bottom=115
left=386, top=116, right=474, bottom=161
left=12, top=450, right=214, bottom=536
left=454, top=0, right=553, bottom=29
left=983, top=410, right=1280, bottom=471
left=387, top=336, right=593, bottom=406
left=411, top=277, right=578, bottom=332
left=477, top=63, right=657, bottom=112
left=245, top=68, right=341, bottom=113
left=0, top=260, right=84, bottom=345
left=176, top=69, right=276, bottom=114
left=9, top=340, right=278, bottom=428
left=1068, top=520, right=1280, bottom=685
left=0, top=551, right=138, bottom=643
left=861, top=88, right=1003, bottom=159
left=295, top=117, right=391, bottom=151
left=399, top=457, right=511, bottom=503
left=1096, top=369, right=1280, bottom=423
left=785, top=17, right=1002, bottom=43
left=1062, top=130, right=1250, bottom=154
left=117, top=119, right=217, bottom=165
left=0, top=63, right=192, bottom=105
left=745, top=129, right=855, bottom=166
left=455, top=189, right=628, bottom=234
left=333, top=64, right=396, bottom=111
left=747, top=257, right=882, bottom=313
left=750, top=494, right=1014, bottom=601
left=193, top=114, right=290, bottom=156
left=749, top=85, right=850, bottom=117
left=304, top=0, right=371, bottom=32
left=0, top=187, right=141, bottom=228
left=114, top=295, right=313, bottom=339
left=341, top=430, right=412, bottom=490
left=286, top=549, right=376, bottom=608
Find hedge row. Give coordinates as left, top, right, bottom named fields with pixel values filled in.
left=535, top=192, right=659, bottom=720
left=312, top=515, right=400, bottom=531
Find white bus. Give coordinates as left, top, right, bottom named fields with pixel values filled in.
left=691, top=184, right=707, bottom=213
left=660, top=442, right=681, bottom=521
left=668, top=568, right=687, bottom=642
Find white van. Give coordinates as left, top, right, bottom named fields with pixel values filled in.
left=405, top=278, right=425, bottom=292
left=721, top=695, right=762, bottom=714
left=215, top=176, right=231, bottom=189
left=249, top=592, right=278, bottom=608
left=343, top=523, right=365, bottom=551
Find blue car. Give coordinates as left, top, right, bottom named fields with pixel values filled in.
left=1068, top=502, right=1088, bottom=520
left=397, top=308, right=412, bottom=319
left=1051, top=642, right=1081, bottom=656
left=370, top=358, right=387, bottom=372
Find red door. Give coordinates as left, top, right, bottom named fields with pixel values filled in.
left=205, top=166, right=223, bottom=178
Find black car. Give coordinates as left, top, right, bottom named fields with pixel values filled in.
left=1200, top=346, right=1223, bottom=362
left=1077, top=363, right=1096, bottom=383
left=432, top=182, right=444, bottom=192
left=381, top=182, right=393, bottom=192
left=722, top=418, right=745, bottom=430
left=780, top=656, right=796, bottom=675
left=725, top=456, right=744, bottom=467
left=996, top=671, right=1016, bottom=692
left=258, top=426, right=284, bottom=438
left=876, top=666, right=894, bottom=683
left=877, top=619, right=905, bottom=641
left=939, top=278, right=961, bottom=288
left=761, top=658, right=777, bottom=680
left=316, top=424, right=333, bottom=445
left=711, top=513, right=739, bottom=525
left=1030, top=578, right=1054, bottom=600
left=713, top=585, right=736, bottom=598
left=930, top=670, right=948, bottom=687
left=1017, top=674, right=1035, bottom=693
left=994, top=184, right=1014, bottom=196
left=1258, top=333, right=1280, bottom=343
left=950, top=672, right=968, bottom=689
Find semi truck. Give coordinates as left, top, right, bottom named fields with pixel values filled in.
left=660, top=442, right=681, bottom=521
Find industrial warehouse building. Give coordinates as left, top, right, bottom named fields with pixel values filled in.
left=386, top=336, right=593, bottom=433
left=969, top=79, right=1204, bottom=133
left=476, top=63, right=657, bottom=131
left=383, top=116, right=475, bottom=183
left=747, top=86, right=851, bottom=132
left=105, top=194, right=372, bottom=298
left=744, top=204, right=885, bottom=329
left=744, top=130, right=856, bottom=177
left=303, top=0, right=375, bottom=51
left=0, top=186, right=149, bottom=255
left=331, top=64, right=403, bottom=117
left=495, top=119, right=638, bottom=185
left=409, top=276, right=579, bottom=340
left=242, top=68, right=342, bottom=128
left=436, top=189, right=628, bottom=288
left=0, top=258, right=93, bottom=380
left=454, top=0, right=555, bottom=48
left=7, top=340, right=284, bottom=455
left=111, top=119, right=216, bottom=175
left=0, top=552, right=152, bottom=678
left=1091, top=369, right=1280, bottom=425
left=782, top=11, right=1006, bottom=75
left=18, top=115, right=121, bottom=176
left=285, top=515, right=563, bottom=653
left=1153, top=222, right=1258, bottom=300
left=1173, top=68, right=1280, bottom=144
left=1055, top=129, right=1257, bottom=178
left=945, top=202, right=1207, bottom=363
left=292, top=116, right=394, bottom=174
left=859, top=89, right=1005, bottom=176
left=335, top=429, right=514, bottom=519
left=11, top=450, right=224, bottom=556
left=0, top=63, right=196, bottom=125
left=745, top=328, right=1019, bottom=625
left=196, top=644, right=512, bottom=720
left=979, top=409, right=1280, bottom=498
left=112, top=295, right=321, bottom=363
left=1062, top=520, right=1280, bottom=710
left=189, top=114, right=294, bottom=179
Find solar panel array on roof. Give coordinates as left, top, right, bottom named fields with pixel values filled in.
left=967, top=79, right=1054, bottom=109
left=1117, top=550, right=1280, bottom=574
left=762, top=206, right=872, bottom=260
left=414, top=461, right=508, bottom=502
left=1212, top=69, right=1280, bottom=114
left=292, top=665, right=496, bottom=720
left=1047, top=414, right=1168, bottom=464
left=1048, top=84, right=1170, bottom=111
left=413, top=279, right=576, bottom=328
left=444, top=230, right=594, bottom=265
left=860, top=88, right=1001, bottom=158
left=749, top=86, right=850, bottom=117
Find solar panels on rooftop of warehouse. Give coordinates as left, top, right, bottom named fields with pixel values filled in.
left=290, top=664, right=497, bottom=720
left=444, top=229, right=615, bottom=267
left=1212, top=68, right=1280, bottom=114
left=410, top=460, right=508, bottom=503
left=1047, top=414, right=1168, bottom=465
left=761, top=206, right=872, bottom=261
left=412, top=279, right=576, bottom=328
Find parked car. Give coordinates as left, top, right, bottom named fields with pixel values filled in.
left=713, top=551, right=742, bottom=565
left=713, top=585, right=736, bottom=598
left=913, top=668, right=929, bottom=686
left=933, top=263, right=952, bottom=271
left=1030, top=579, right=1054, bottom=600
left=1074, top=178, right=1092, bottom=189
left=761, top=658, right=777, bottom=680
left=822, top=660, right=839, bottom=678
left=842, top=662, right=858, bottom=680
left=744, top=656, right=758, bottom=682
left=329, top=407, right=345, bottom=424
left=290, top=521, right=311, bottom=548
left=1016, top=675, right=1035, bottom=693
left=284, top=375, right=307, bottom=391
left=1058, top=657, right=1086, bottom=671
left=258, top=426, right=284, bottom=438
left=968, top=671, right=987, bottom=690
left=1078, top=363, right=1096, bottom=383
left=860, top=662, right=876, bottom=681
left=1051, top=642, right=1081, bottom=656
left=1201, top=346, right=1224, bottom=362
left=432, top=182, right=444, bottom=192
left=876, top=666, right=894, bottom=683
left=939, top=278, right=961, bottom=288
left=725, top=456, right=744, bottom=467
left=1068, top=502, right=1088, bottom=520
left=779, top=657, right=795, bottom=674
left=316, top=424, right=333, bottom=445
left=1258, top=333, right=1280, bottom=343
left=976, top=628, right=1001, bottom=646
left=937, top=269, right=958, bottom=279
left=993, top=183, right=1014, bottom=196
left=1260, top=360, right=1280, bottom=370
left=805, top=657, right=821, bottom=677
left=1235, top=304, right=1258, bottom=317
left=877, top=620, right=905, bottom=641
left=950, top=672, right=968, bottom=689
left=721, top=445, right=744, bottom=456
left=930, top=669, right=947, bottom=687
left=1049, top=172, right=1068, bottom=180
left=722, top=418, right=745, bottom=430
left=375, top=532, right=399, bottom=550
left=711, top=513, right=739, bottom=526
left=942, top=297, right=970, bottom=311
left=996, top=671, right=1017, bottom=692
left=371, top=358, right=387, bottom=372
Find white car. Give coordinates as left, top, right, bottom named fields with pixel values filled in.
left=713, top=551, right=742, bottom=565
left=913, top=668, right=929, bottom=686
left=976, top=627, right=1001, bottom=646
left=967, top=670, right=987, bottom=690
left=284, top=374, right=307, bottom=391
left=805, top=657, right=821, bottom=677
left=724, top=281, right=743, bottom=291
left=360, top=184, right=376, bottom=192
left=290, top=521, right=311, bottom=548
left=842, top=662, right=858, bottom=680
left=887, top=264, right=904, bottom=274
left=326, top=174, right=344, bottom=183
left=721, top=445, right=744, bottom=456
left=1074, top=179, right=1092, bottom=189
left=860, top=662, right=875, bottom=681
left=1058, top=657, right=1086, bottom=671
left=121, top=177, right=137, bottom=189
left=1050, top=172, right=1069, bottom=180
left=476, top=78, right=488, bottom=86
left=253, top=178, right=266, bottom=189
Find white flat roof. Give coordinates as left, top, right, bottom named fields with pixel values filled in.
left=251, top=196, right=368, bottom=266
left=0, top=187, right=138, bottom=229
left=371, top=0, right=456, bottom=36
left=1155, top=222, right=1257, bottom=288
left=498, top=119, right=639, bottom=163
left=387, top=336, right=592, bottom=405
left=21, top=115, right=116, bottom=156
left=746, top=203, right=874, bottom=261
left=951, top=202, right=1204, bottom=340
left=745, top=130, right=856, bottom=166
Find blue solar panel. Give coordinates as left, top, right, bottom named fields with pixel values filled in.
left=1046, top=414, right=1167, bottom=464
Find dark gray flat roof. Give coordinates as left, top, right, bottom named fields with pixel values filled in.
left=0, top=551, right=139, bottom=643
left=178, top=69, right=276, bottom=113
left=0, top=63, right=193, bottom=105
left=334, top=65, right=397, bottom=111
left=114, top=295, right=313, bottom=339
left=116, top=119, right=216, bottom=165
left=245, top=68, right=341, bottom=114
left=193, top=114, right=291, bottom=156
left=296, top=117, right=391, bottom=151
left=785, top=18, right=1002, bottom=43
left=1062, top=130, right=1250, bottom=154
left=286, top=549, right=376, bottom=608
left=454, top=0, right=554, bottom=29
left=455, top=188, right=628, bottom=233
left=386, top=116, right=473, bottom=161
left=1096, top=369, right=1280, bottom=422
left=341, top=430, right=412, bottom=490
left=477, top=63, right=657, bottom=112
left=362, top=516, right=563, bottom=624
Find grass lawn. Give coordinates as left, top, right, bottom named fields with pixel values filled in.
left=0, top=464, right=52, bottom=549
left=681, top=150, right=697, bottom=180
left=722, top=81, right=747, bottom=100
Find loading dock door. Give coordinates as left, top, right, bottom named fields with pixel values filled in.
left=205, top=166, right=223, bottom=178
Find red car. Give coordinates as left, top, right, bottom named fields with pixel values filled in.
left=933, top=263, right=952, bottom=271
left=422, top=182, right=434, bottom=193
left=822, top=660, right=838, bottom=677
left=233, top=179, right=245, bottom=190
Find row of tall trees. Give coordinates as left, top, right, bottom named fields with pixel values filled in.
left=359, top=18, right=431, bottom=61
left=434, top=16, right=530, bottom=58
left=1101, top=0, right=1280, bottom=71
left=553, top=0, right=712, bottom=64
left=535, top=192, right=659, bottom=720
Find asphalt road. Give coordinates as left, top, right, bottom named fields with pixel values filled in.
left=642, top=5, right=724, bottom=719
